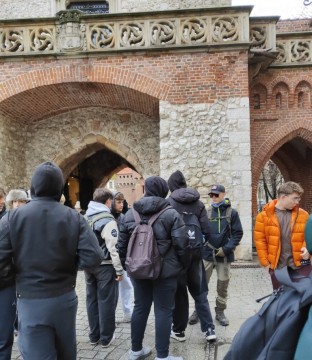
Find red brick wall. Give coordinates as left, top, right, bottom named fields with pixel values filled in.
left=0, top=50, right=249, bottom=123
left=250, top=67, right=312, bottom=214
left=276, top=19, right=312, bottom=33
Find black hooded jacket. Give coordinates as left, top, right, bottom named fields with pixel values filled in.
left=202, top=198, right=243, bottom=263
left=0, top=162, right=104, bottom=296
left=118, top=176, right=190, bottom=278
left=168, top=170, right=210, bottom=241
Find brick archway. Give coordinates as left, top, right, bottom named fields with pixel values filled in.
left=252, top=124, right=312, bottom=214
left=0, top=64, right=170, bottom=123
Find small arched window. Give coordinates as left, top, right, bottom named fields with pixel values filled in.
left=254, top=94, right=260, bottom=109
left=298, top=91, right=305, bottom=108
left=276, top=93, right=282, bottom=108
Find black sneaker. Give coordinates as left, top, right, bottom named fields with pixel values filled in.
left=188, top=310, right=199, bottom=325
left=170, top=330, right=186, bottom=342
left=101, top=333, right=115, bottom=348
left=205, top=328, right=216, bottom=341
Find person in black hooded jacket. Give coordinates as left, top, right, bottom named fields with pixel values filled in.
left=0, top=162, right=104, bottom=360
left=118, top=176, right=190, bottom=360
left=202, top=184, right=243, bottom=327
left=167, top=170, right=216, bottom=343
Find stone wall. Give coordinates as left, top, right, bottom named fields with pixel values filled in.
left=0, top=0, right=52, bottom=19
left=0, top=115, right=27, bottom=191
left=0, top=0, right=231, bottom=19
left=24, top=107, right=159, bottom=184
left=160, top=98, right=252, bottom=260
left=119, top=0, right=231, bottom=12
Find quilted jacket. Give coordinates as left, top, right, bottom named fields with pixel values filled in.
left=254, top=199, right=309, bottom=269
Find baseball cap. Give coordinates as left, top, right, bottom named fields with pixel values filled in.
left=208, top=184, right=225, bottom=195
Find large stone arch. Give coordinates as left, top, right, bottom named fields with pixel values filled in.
left=24, top=107, right=160, bottom=184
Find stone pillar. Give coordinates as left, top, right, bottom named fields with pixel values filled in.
left=159, top=98, right=252, bottom=260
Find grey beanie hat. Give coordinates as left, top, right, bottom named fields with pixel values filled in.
left=6, top=189, right=28, bottom=202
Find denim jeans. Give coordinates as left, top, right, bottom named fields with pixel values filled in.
left=131, top=276, right=177, bottom=358
left=0, top=285, right=16, bottom=360
left=85, top=265, right=118, bottom=344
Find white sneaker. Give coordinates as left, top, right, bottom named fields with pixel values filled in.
left=122, top=313, right=132, bottom=323
left=129, top=346, right=152, bottom=360
left=155, top=356, right=183, bottom=360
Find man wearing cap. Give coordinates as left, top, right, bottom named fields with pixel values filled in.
left=190, top=184, right=243, bottom=327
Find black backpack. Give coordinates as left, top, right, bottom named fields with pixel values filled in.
left=224, top=267, right=312, bottom=360
left=182, top=210, right=203, bottom=248
left=85, top=212, right=115, bottom=261
left=125, top=206, right=170, bottom=280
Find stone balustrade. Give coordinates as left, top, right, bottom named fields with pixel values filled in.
left=274, top=32, right=312, bottom=66
left=0, top=7, right=252, bottom=57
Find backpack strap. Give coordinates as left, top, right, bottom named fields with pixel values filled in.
left=132, top=206, right=172, bottom=226
left=85, top=212, right=114, bottom=229
left=148, top=206, right=172, bottom=226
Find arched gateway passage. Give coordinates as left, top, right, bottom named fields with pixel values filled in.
left=0, top=67, right=165, bottom=196
left=252, top=128, right=312, bottom=215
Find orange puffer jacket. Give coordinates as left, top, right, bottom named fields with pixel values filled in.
left=254, top=199, right=309, bottom=270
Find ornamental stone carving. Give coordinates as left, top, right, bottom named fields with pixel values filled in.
left=56, top=10, right=86, bottom=52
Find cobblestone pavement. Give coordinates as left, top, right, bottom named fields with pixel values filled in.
left=12, top=263, right=272, bottom=360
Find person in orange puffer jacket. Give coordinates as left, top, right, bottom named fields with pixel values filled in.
left=254, top=181, right=311, bottom=289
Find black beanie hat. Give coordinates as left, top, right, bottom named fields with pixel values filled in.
left=168, top=170, right=187, bottom=192
left=144, top=176, right=169, bottom=198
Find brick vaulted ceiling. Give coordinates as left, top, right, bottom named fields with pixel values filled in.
left=0, top=82, right=159, bottom=123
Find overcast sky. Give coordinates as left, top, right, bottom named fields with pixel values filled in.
left=232, top=0, right=312, bottom=19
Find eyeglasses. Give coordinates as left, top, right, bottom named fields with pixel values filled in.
left=209, top=193, right=219, bottom=198
left=285, top=195, right=301, bottom=202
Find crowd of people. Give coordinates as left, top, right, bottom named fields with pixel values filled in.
left=0, top=161, right=311, bottom=360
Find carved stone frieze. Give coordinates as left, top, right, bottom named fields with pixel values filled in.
left=0, top=29, right=24, bottom=52
left=30, top=28, right=54, bottom=51
left=212, top=16, right=239, bottom=42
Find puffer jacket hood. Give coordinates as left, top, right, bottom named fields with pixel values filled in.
left=170, top=187, right=200, bottom=204
left=144, top=176, right=169, bottom=198
left=30, top=162, right=64, bottom=201
left=168, top=170, right=187, bottom=192
left=134, top=196, right=170, bottom=216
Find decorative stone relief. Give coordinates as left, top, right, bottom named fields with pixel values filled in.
left=0, top=29, right=24, bottom=52
left=291, top=40, right=311, bottom=63
left=119, top=22, right=145, bottom=47
left=250, top=26, right=266, bottom=49
left=150, top=20, right=176, bottom=46
left=56, top=10, right=86, bottom=52
left=30, top=28, right=54, bottom=51
left=212, top=16, right=239, bottom=42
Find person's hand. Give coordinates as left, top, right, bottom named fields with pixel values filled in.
left=263, top=264, right=270, bottom=272
left=215, top=248, right=225, bottom=257
left=300, top=247, right=310, bottom=260
left=116, top=275, right=123, bottom=282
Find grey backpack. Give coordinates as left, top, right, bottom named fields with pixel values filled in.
left=125, top=206, right=170, bottom=280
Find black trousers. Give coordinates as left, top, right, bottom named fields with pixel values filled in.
left=172, top=249, right=214, bottom=332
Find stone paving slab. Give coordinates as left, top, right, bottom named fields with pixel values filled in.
left=12, top=264, right=272, bottom=360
